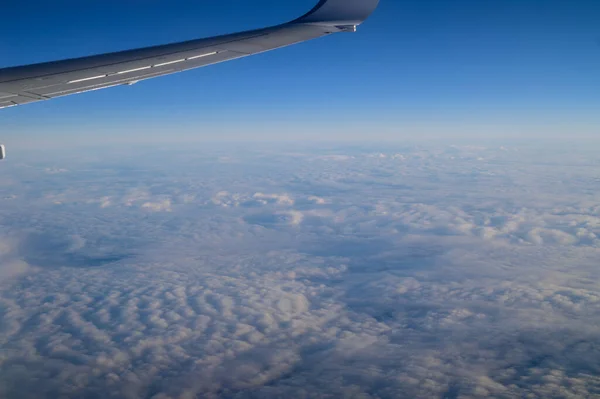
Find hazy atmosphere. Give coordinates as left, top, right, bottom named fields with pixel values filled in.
left=1, top=141, right=599, bottom=398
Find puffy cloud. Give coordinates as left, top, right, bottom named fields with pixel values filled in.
left=252, top=193, right=294, bottom=206
left=307, top=195, right=327, bottom=205
left=0, top=236, right=32, bottom=281
left=211, top=191, right=295, bottom=208
left=142, top=199, right=172, bottom=212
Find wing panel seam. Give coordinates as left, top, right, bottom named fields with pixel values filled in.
left=0, top=32, right=273, bottom=85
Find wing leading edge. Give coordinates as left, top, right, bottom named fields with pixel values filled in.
left=0, top=0, right=379, bottom=110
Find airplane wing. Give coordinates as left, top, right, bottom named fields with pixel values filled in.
left=0, top=0, right=379, bottom=110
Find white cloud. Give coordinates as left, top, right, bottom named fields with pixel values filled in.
left=308, top=195, right=327, bottom=205
left=253, top=192, right=294, bottom=206
left=0, top=236, right=34, bottom=281
left=142, top=199, right=172, bottom=212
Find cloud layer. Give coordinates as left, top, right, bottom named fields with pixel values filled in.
left=0, top=142, right=599, bottom=398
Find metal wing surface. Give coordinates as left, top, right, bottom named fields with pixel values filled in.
left=0, top=0, right=379, bottom=110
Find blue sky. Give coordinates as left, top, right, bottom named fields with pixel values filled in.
left=1, top=0, right=599, bottom=143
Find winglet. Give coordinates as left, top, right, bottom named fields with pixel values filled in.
left=292, top=0, right=380, bottom=28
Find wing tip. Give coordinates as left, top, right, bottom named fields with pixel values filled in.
left=292, top=0, right=380, bottom=27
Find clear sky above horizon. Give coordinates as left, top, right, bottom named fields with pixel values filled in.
left=1, top=0, right=599, bottom=144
